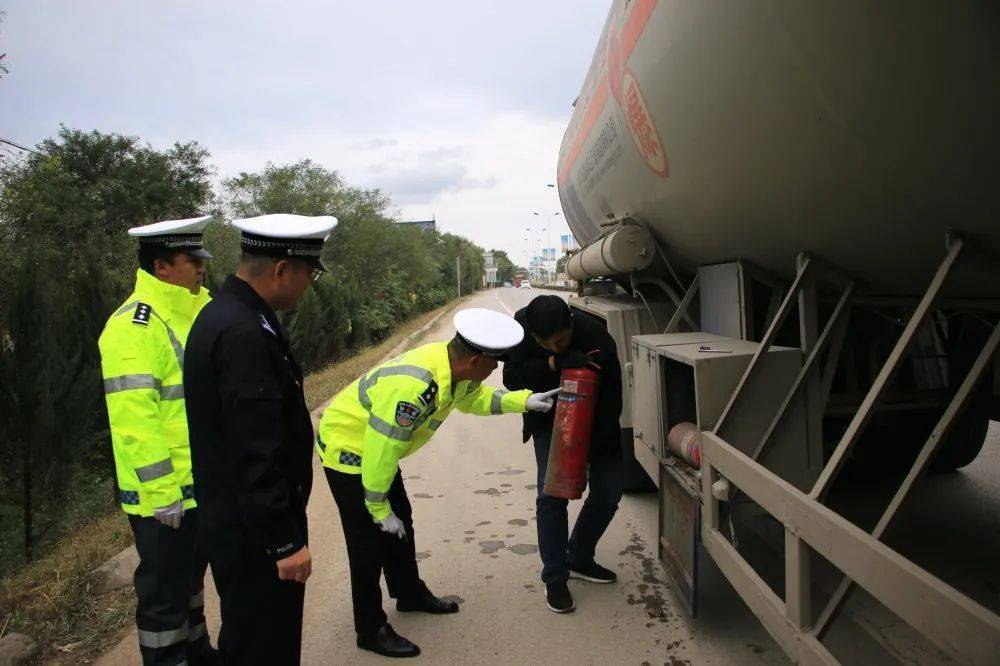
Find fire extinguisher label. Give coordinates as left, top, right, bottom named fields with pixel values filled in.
left=562, top=380, right=579, bottom=393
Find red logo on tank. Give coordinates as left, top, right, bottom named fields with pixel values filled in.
left=622, top=69, right=668, bottom=178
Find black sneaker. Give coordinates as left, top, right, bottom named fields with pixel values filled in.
left=545, top=582, right=575, bottom=613
left=568, top=561, right=617, bottom=584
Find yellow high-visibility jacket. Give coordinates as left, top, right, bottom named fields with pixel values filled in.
left=319, top=341, right=531, bottom=520
left=98, top=269, right=211, bottom=516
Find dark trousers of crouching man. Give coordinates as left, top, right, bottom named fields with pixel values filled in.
left=326, top=467, right=428, bottom=635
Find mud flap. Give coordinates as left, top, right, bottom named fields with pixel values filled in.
left=658, top=462, right=700, bottom=617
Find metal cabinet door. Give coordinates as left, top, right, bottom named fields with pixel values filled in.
left=631, top=341, right=663, bottom=457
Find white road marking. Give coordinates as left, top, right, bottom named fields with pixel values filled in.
left=494, top=288, right=515, bottom=316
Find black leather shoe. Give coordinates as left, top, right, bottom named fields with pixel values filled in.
left=357, top=623, right=421, bottom=658
left=396, top=592, right=460, bottom=614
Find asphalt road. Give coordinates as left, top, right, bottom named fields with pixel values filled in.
left=98, top=287, right=786, bottom=666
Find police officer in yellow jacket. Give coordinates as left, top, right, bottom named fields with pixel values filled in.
left=98, top=216, right=218, bottom=666
left=319, top=308, right=560, bottom=658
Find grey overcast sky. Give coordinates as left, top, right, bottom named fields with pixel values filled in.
left=1, top=1, right=611, bottom=266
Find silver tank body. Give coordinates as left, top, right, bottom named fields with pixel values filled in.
left=558, top=0, right=999, bottom=296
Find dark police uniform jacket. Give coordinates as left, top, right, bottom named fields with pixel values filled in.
left=502, top=307, right=623, bottom=451
left=184, top=275, right=313, bottom=560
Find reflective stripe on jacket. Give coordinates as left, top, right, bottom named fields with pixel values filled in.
left=318, top=341, right=531, bottom=520
left=99, top=269, right=211, bottom=516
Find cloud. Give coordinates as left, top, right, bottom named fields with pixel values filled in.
left=364, top=146, right=500, bottom=205
left=3, top=0, right=602, bottom=266
left=351, top=138, right=400, bottom=150
left=372, top=161, right=469, bottom=205
left=462, top=176, right=501, bottom=189
left=417, top=146, right=468, bottom=161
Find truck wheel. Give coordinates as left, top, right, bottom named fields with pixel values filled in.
left=931, top=317, right=998, bottom=473
left=833, top=397, right=991, bottom=480
left=929, top=390, right=994, bottom=473
left=620, top=428, right=655, bottom=492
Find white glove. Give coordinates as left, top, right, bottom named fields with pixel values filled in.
left=153, top=499, right=184, bottom=529
left=376, top=512, right=407, bottom=539
left=526, top=387, right=562, bottom=413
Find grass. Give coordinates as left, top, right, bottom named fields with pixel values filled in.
left=303, top=296, right=468, bottom=411
left=0, top=509, right=135, bottom=663
left=0, top=295, right=468, bottom=663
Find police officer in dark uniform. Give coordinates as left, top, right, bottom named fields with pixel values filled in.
left=184, top=213, right=336, bottom=665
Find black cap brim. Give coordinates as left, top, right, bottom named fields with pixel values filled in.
left=305, top=255, right=328, bottom=272
left=187, top=247, right=213, bottom=260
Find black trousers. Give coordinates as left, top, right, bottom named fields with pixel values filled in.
left=204, top=522, right=306, bottom=665
left=326, top=467, right=427, bottom=636
left=129, top=510, right=212, bottom=666
left=532, top=427, right=623, bottom=585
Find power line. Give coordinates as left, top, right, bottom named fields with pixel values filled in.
left=0, top=137, right=45, bottom=157
left=0, top=136, right=149, bottom=193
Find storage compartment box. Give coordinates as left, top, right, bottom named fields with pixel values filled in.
left=630, top=333, right=816, bottom=491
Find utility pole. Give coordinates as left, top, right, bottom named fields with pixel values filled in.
left=456, top=256, right=461, bottom=298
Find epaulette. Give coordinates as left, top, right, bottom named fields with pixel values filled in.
left=132, top=302, right=152, bottom=326
left=418, top=379, right=439, bottom=407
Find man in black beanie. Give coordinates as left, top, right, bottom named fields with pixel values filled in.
left=502, top=295, right=623, bottom=614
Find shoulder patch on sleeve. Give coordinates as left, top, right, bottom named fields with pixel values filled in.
left=395, top=401, right=422, bottom=427
left=417, top=380, right=439, bottom=407
left=132, top=302, right=152, bottom=326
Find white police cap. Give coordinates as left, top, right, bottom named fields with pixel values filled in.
left=128, top=214, right=213, bottom=259
left=232, top=214, right=337, bottom=271
left=453, top=308, right=524, bottom=357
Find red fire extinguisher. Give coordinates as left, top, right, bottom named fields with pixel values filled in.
left=543, top=367, right=601, bottom=499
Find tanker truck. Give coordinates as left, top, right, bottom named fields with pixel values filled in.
left=556, top=1, right=999, bottom=663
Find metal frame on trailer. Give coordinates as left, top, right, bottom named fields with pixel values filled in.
left=698, top=233, right=1000, bottom=664
left=811, top=235, right=966, bottom=501
left=701, top=431, right=1000, bottom=665
left=813, top=318, right=1000, bottom=641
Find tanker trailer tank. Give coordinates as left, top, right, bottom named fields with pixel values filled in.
left=556, top=1, right=1000, bottom=663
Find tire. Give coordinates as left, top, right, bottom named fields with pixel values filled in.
left=929, top=389, right=993, bottom=473
left=838, top=393, right=992, bottom=479
left=931, top=316, right=997, bottom=472
left=620, top=428, right=655, bottom=492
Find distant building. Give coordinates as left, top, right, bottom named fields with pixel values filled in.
left=396, top=219, right=437, bottom=232
left=560, top=234, right=580, bottom=252
left=482, top=251, right=498, bottom=287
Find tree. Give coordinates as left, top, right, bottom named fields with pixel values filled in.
left=0, top=127, right=214, bottom=565
left=0, top=11, right=8, bottom=79
left=488, top=249, right=526, bottom=284
left=0, top=242, right=112, bottom=562
left=0, top=127, right=213, bottom=298
left=220, top=160, right=485, bottom=367
left=222, top=159, right=389, bottom=221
